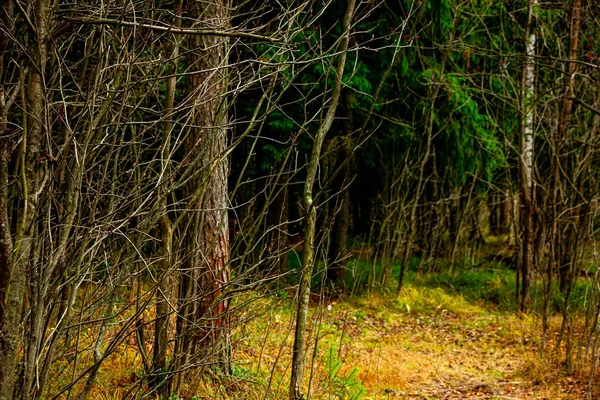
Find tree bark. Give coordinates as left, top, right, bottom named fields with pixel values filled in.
left=184, top=0, right=232, bottom=373
left=518, top=0, right=537, bottom=312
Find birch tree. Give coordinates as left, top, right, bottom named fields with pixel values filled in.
left=518, top=0, right=537, bottom=312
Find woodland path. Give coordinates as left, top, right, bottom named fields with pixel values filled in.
left=318, top=293, right=590, bottom=400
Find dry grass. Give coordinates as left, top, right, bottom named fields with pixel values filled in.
left=45, top=282, right=598, bottom=399
left=211, top=286, right=596, bottom=400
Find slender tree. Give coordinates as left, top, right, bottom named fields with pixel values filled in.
left=518, top=0, right=537, bottom=312
left=289, top=0, right=356, bottom=398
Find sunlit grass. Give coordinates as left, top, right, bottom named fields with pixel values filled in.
left=46, top=257, right=598, bottom=399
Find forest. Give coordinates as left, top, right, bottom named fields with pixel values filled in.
left=1, top=0, right=599, bottom=398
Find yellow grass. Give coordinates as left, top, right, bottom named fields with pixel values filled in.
left=46, top=284, right=596, bottom=399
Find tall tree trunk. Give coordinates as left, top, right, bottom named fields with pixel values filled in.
left=186, top=0, right=232, bottom=373
left=289, top=1, right=356, bottom=398
left=518, top=0, right=537, bottom=312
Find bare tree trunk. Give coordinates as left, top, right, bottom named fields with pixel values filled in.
left=289, top=1, right=356, bottom=398
left=518, top=0, right=537, bottom=312
left=185, top=0, right=232, bottom=373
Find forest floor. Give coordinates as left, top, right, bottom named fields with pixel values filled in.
left=195, top=270, right=596, bottom=399
left=89, top=263, right=598, bottom=399
left=305, top=292, right=590, bottom=399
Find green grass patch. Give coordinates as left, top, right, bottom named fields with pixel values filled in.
left=340, top=253, right=595, bottom=316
